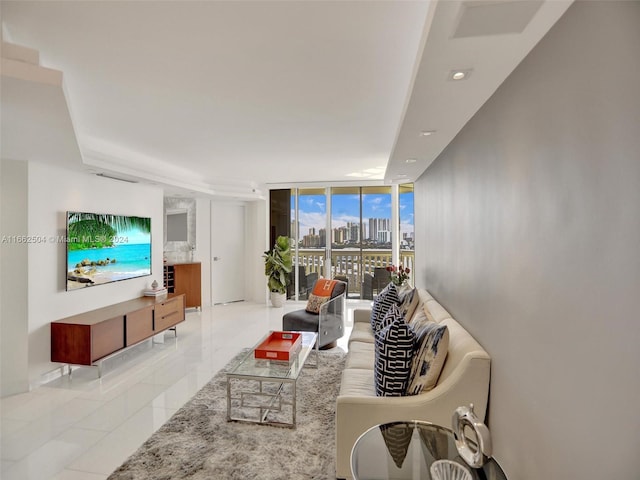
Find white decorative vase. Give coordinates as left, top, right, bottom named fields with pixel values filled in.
left=270, top=292, right=286, bottom=307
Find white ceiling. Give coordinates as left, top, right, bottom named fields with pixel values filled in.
left=1, top=0, right=572, bottom=199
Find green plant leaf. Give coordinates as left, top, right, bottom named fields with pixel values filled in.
left=263, top=235, right=292, bottom=294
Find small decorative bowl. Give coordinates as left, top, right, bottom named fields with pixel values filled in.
left=430, top=459, right=473, bottom=480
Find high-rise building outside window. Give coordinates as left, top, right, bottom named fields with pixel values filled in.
left=276, top=184, right=414, bottom=300
left=399, top=184, right=415, bottom=251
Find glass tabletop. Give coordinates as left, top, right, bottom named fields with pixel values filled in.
left=351, top=420, right=507, bottom=480
left=228, top=331, right=317, bottom=380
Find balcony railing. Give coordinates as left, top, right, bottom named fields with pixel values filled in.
left=294, top=248, right=415, bottom=298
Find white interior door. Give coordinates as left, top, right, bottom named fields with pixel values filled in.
left=211, top=202, right=245, bottom=304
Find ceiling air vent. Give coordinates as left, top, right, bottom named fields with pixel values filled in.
left=96, top=173, right=139, bottom=183
left=453, top=0, right=544, bottom=38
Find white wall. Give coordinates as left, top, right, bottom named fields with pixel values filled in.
left=0, top=160, right=30, bottom=396
left=26, top=161, right=164, bottom=387
left=3, top=159, right=260, bottom=392
left=414, top=3, right=639, bottom=478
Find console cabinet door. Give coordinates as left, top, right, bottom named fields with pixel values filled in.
left=91, top=316, right=125, bottom=362
left=126, top=306, right=154, bottom=345
left=51, top=323, right=92, bottom=365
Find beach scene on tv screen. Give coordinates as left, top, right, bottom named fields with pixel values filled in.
left=66, top=212, right=151, bottom=290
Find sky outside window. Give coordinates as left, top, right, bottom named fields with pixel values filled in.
left=292, top=190, right=326, bottom=247
left=295, top=195, right=326, bottom=232
left=292, top=186, right=414, bottom=249
left=399, top=184, right=415, bottom=250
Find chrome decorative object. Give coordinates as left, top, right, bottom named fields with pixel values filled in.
left=452, top=404, right=492, bottom=468
left=151, top=280, right=159, bottom=290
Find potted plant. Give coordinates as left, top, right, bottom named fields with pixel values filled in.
left=263, top=235, right=292, bottom=307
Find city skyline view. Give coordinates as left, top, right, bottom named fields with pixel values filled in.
left=291, top=190, right=414, bottom=247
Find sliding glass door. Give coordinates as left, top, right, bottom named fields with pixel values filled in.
left=279, top=184, right=414, bottom=301
left=291, top=188, right=327, bottom=300
left=330, top=186, right=392, bottom=298
left=330, top=187, right=361, bottom=298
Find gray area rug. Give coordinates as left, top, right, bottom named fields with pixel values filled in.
left=108, top=349, right=346, bottom=480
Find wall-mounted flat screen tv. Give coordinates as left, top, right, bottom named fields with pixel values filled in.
left=66, top=211, right=151, bottom=291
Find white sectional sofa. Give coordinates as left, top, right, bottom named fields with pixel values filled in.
left=335, top=288, right=491, bottom=479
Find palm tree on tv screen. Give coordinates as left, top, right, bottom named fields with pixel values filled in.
left=67, top=212, right=150, bottom=250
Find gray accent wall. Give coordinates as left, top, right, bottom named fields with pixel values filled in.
left=414, top=2, right=639, bottom=478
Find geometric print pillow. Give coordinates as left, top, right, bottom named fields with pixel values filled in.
left=370, top=282, right=400, bottom=332
left=377, top=300, right=404, bottom=333
left=374, top=304, right=416, bottom=396
left=406, top=322, right=449, bottom=395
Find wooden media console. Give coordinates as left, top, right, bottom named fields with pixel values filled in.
left=51, top=294, right=186, bottom=377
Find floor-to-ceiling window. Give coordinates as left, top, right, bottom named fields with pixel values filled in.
left=330, top=187, right=362, bottom=298
left=291, top=188, right=327, bottom=299
left=331, top=186, right=393, bottom=298
left=278, top=184, right=414, bottom=300
left=399, top=183, right=415, bottom=286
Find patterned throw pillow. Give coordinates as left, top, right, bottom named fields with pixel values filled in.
left=406, top=322, right=449, bottom=395
left=408, top=307, right=430, bottom=330
left=305, top=294, right=330, bottom=314
left=398, top=287, right=419, bottom=322
left=374, top=304, right=415, bottom=396
left=305, top=278, right=338, bottom=313
left=424, top=304, right=437, bottom=324
left=370, top=282, right=400, bottom=332
left=396, top=282, right=412, bottom=299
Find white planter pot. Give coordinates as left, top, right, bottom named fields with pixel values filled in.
left=270, top=292, right=286, bottom=307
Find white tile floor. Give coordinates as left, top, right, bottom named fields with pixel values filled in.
left=0, top=300, right=365, bottom=480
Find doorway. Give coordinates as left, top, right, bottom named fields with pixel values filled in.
left=211, top=202, right=245, bottom=304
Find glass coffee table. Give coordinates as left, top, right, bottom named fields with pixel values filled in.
left=226, top=331, right=318, bottom=428
left=351, top=420, right=508, bottom=480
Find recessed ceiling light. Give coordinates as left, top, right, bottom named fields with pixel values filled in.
left=420, top=130, right=436, bottom=137
left=448, top=68, right=473, bottom=81
left=405, top=158, right=417, bottom=164
left=396, top=174, right=408, bottom=178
